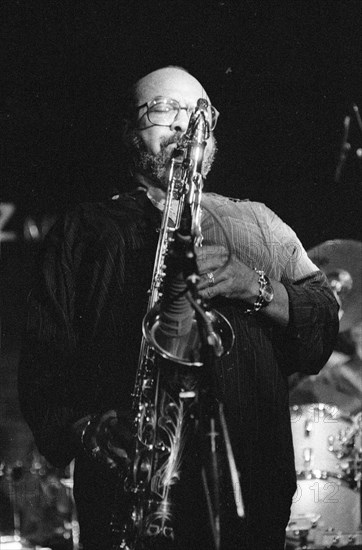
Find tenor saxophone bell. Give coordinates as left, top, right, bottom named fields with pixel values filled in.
left=143, top=302, right=235, bottom=366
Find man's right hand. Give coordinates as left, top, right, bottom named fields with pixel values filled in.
left=74, top=410, right=133, bottom=470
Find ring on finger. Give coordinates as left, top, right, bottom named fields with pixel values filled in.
left=207, top=271, right=215, bottom=287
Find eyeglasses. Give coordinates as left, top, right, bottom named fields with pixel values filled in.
left=135, top=96, right=219, bottom=131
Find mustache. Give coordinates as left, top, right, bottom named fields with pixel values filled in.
left=129, top=130, right=217, bottom=188
left=161, top=133, right=184, bottom=148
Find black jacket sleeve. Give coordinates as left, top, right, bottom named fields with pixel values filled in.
left=275, top=271, right=339, bottom=377
left=18, top=209, right=91, bottom=467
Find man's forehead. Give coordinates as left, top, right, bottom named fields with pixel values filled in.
left=135, top=68, right=210, bottom=105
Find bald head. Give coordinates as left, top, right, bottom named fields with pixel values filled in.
left=134, top=67, right=211, bottom=109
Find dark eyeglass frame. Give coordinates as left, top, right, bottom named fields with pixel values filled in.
left=135, top=96, right=219, bottom=131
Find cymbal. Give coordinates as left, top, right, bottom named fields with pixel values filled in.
left=308, top=239, right=362, bottom=333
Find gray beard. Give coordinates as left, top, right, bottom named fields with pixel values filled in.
left=130, top=132, right=217, bottom=190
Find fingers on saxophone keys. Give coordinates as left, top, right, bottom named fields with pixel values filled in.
left=198, top=282, right=215, bottom=299
left=93, top=443, right=126, bottom=470
left=100, top=409, right=118, bottom=424
left=89, top=443, right=116, bottom=468
left=198, top=269, right=219, bottom=291
left=107, top=441, right=130, bottom=466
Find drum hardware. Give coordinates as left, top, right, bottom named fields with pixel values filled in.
left=290, top=404, right=357, bottom=481
left=307, top=240, right=362, bottom=333
left=59, top=461, right=80, bottom=550
left=0, top=456, right=78, bottom=549
left=287, top=513, right=321, bottom=531
left=0, top=534, right=51, bottom=549
left=287, top=476, right=361, bottom=547
left=319, top=530, right=362, bottom=548
left=286, top=529, right=362, bottom=549
left=288, top=403, right=361, bottom=546
left=305, top=419, right=313, bottom=436
left=334, top=102, right=362, bottom=183
left=286, top=513, right=321, bottom=549
left=302, top=447, right=313, bottom=471
left=289, top=476, right=361, bottom=538
left=2, top=462, right=23, bottom=543
left=0, top=463, right=50, bottom=549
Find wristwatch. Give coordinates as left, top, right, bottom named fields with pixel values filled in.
left=259, top=272, right=274, bottom=308
left=245, top=269, right=274, bottom=315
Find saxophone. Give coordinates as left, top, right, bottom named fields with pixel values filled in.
left=113, top=99, right=235, bottom=550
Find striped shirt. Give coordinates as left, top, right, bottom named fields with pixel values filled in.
left=18, top=188, right=339, bottom=548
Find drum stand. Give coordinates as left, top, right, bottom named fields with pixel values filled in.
left=0, top=462, right=39, bottom=550
left=60, top=475, right=81, bottom=550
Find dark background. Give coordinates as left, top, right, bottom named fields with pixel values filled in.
left=2, top=0, right=362, bottom=240
left=1, top=0, right=361, bottom=477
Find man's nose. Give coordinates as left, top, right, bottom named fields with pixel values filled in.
left=170, top=109, right=190, bottom=133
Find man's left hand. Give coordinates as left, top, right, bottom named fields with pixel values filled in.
left=196, top=244, right=259, bottom=301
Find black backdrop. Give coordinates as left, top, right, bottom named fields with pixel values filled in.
left=2, top=0, right=362, bottom=243
left=1, top=0, right=362, bottom=470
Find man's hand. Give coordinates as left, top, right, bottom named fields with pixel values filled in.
left=196, top=245, right=259, bottom=301
left=195, top=244, right=289, bottom=326
left=75, top=410, right=133, bottom=470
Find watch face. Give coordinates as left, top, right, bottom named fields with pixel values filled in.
left=261, top=277, right=274, bottom=303
left=263, top=284, right=274, bottom=302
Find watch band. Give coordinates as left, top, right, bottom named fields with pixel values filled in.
left=244, top=269, right=273, bottom=315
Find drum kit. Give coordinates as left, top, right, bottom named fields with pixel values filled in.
left=286, top=240, right=362, bottom=549
left=0, top=454, right=79, bottom=550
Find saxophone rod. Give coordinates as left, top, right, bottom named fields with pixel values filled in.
left=218, top=402, right=245, bottom=518
left=201, top=466, right=220, bottom=550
